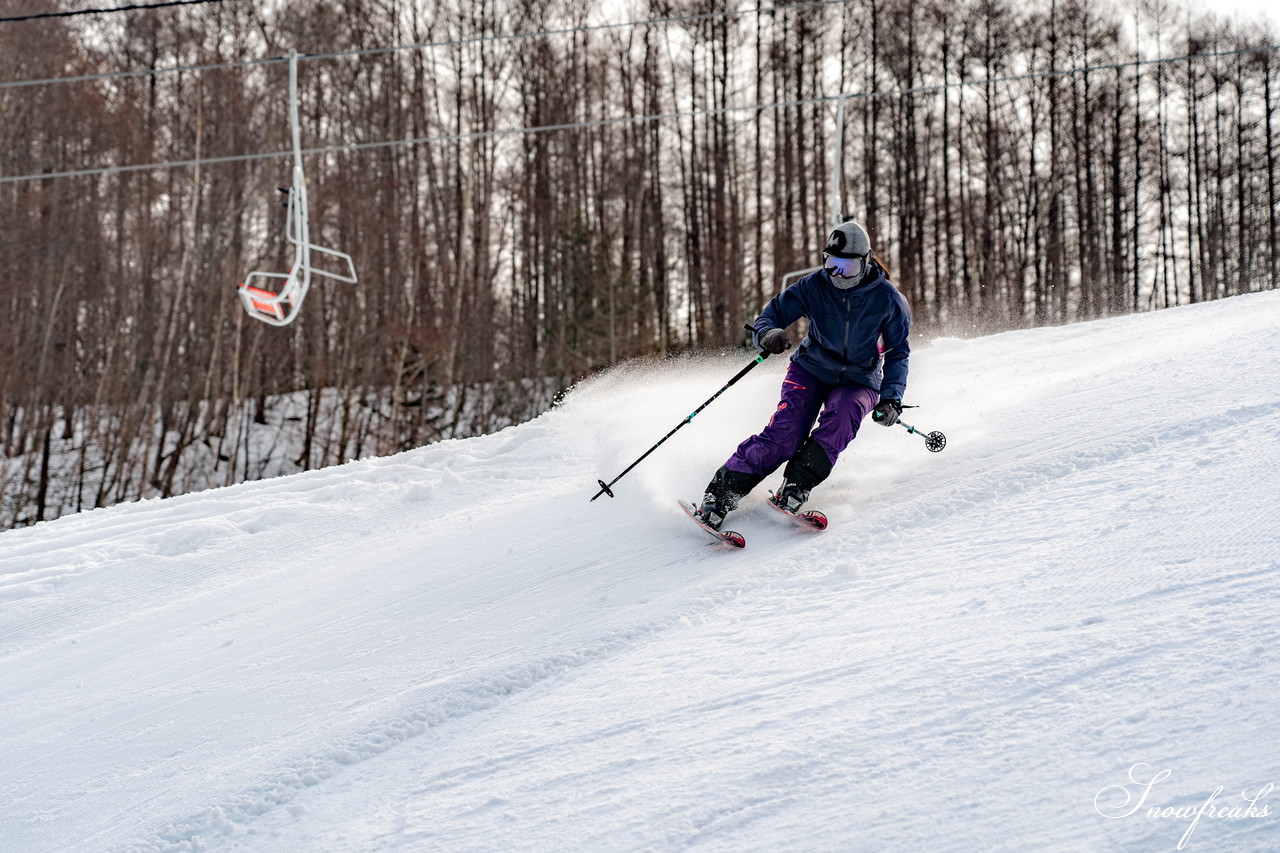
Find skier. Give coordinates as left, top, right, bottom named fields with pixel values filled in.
left=693, top=220, right=911, bottom=530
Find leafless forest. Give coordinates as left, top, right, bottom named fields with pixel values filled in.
left=1, top=0, right=1277, bottom=528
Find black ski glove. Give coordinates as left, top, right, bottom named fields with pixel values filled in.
left=758, top=328, right=790, bottom=354
left=872, top=398, right=902, bottom=427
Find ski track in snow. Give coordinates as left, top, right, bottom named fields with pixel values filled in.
left=1, top=291, right=1278, bottom=852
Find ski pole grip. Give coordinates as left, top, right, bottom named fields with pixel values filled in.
left=743, top=322, right=779, bottom=359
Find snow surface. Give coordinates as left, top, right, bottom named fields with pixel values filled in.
left=2, top=291, right=1278, bottom=852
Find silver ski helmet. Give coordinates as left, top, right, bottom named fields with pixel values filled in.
left=823, top=221, right=871, bottom=288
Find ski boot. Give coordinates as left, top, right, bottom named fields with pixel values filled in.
left=695, top=491, right=732, bottom=531
left=769, top=480, right=810, bottom=514
left=695, top=465, right=763, bottom=530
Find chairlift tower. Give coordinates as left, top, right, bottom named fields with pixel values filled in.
left=237, top=50, right=357, bottom=326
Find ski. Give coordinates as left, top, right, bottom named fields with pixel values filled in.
left=765, top=492, right=828, bottom=531
left=677, top=500, right=746, bottom=549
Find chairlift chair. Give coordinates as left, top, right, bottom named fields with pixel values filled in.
left=237, top=50, right=356, bottom=327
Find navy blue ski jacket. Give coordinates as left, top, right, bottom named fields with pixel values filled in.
left=752, top=260, right=911, bottom=399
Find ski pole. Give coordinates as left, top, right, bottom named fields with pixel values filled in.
left=873, top=403, right=946, bottom=452
left=591, top=345, right=772, bottom=501
left=894, top=418, right=947, bottom=452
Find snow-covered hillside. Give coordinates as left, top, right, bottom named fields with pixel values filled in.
left=2, top=292, right=1278, bottom=853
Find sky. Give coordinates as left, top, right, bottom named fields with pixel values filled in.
left=1192, top=0, right=1277, bottom=24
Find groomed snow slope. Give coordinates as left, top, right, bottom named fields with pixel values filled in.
left=2, top=291, right=1278, bottom=853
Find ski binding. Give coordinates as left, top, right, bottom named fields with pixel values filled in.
left=678, top=500, right=746, bottom=548
left=766, top=493, right=828, bottom=531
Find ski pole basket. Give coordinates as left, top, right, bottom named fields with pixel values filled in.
left=237, top=50, right=357, bottom=327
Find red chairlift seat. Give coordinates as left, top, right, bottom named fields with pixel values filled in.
left=237, top=50, right=356, bottom=327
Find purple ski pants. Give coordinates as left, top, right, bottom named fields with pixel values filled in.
left=724, top=361, right=879, bottom=479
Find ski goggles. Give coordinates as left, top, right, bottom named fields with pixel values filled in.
left=824, top=252, right=869, bottom=280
